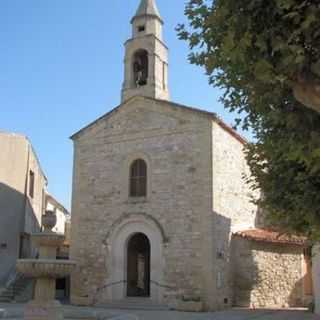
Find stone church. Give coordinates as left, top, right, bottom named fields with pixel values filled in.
left=69, top=0, right=312, bottom=311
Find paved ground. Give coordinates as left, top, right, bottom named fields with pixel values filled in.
left=0, top=303, right=318, bottom=320
left=122, top=309, right=319, bottom=320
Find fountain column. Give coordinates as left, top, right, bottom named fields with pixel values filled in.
left=17, top=210, right=76, bottom=320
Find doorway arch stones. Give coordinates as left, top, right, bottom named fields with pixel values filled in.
left=104, top=213, right=167, bottom=303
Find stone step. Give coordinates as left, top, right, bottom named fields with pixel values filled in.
left=15, top=283, right=28, bottom=287
left=0, top=297, right=12, bottom=302
left=0, top=277, right=31, bottom=303
left=0, top=297, right=14, bottom=301
left=6, top=284, right=27, bottom=290
left=11, top=286, right=28, bottom=291
left=98, top=299, right=169, bottom=311
left=12, top=283, right=27, bottom=288
left=0, top=292, right=14, bottom=298
left=11, top=289, right=26, bottom=294
left=1, top=289, right=21, bottom=295
left=2, top=288, right=13, bottom=292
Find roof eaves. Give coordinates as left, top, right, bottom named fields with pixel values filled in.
left=124, top=34, right=168, bottom=50
left=233, top=229, right=308, bottom=246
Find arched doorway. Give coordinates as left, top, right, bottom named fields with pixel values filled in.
left=127, top=233, right=150, bottom=297
left=107, top=216, right=165, bottom=303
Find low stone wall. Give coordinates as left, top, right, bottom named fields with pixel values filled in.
left=232, top=236, right=305, bottom=308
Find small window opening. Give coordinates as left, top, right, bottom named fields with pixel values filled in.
left=130, top=159, right=147, bottom=197
left=162, top=62, right=166, bottom=90
left=133, top=50, right=148, bottom=87
left=138, top=25, right=145, bottom=32
left=29, top=170, right=35, bottom=198
left=1, top=243, right=7, bottom=249
left=304, top=247, right=312, bottom=258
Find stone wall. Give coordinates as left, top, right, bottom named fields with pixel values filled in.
left=212, top=121, right=259, bottom=231
left=122, top=35, right=170, bottom=102
left=232, top=236, right=305, bottom=308
left=210, top=122, right=259, bottom=309
left=70, top=97, right=213, bottom=308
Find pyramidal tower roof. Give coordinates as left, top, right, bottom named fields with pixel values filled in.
left=132, top=0, right=163, bottom=23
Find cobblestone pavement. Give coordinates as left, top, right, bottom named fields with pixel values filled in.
left=0, top=303, right=318, bottom=320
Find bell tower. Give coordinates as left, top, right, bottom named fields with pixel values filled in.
left=121, top=0, right=170, bottom=102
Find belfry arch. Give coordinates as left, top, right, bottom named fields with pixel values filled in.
left=132, top=49, right=149, bottom=87
left=121, top=0, right=169, bottom=102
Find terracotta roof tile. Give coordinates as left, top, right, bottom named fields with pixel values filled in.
left=234, top=228, right=308, bottom=246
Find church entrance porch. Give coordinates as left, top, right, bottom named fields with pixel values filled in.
left=127, top=233, right=150, bottom=297
left=107, top=213, right=166, bottom=304
left=107, top=215, right=165, bottom=304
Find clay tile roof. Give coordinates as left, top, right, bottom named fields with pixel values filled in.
left=234, top=228, right=308, bottom=246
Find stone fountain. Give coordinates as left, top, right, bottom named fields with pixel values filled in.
left=16, top=210, right=76, bottom=320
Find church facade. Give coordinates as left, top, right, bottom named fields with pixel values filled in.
left=69, top=0, right=311, bottom=311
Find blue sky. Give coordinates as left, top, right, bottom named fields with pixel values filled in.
left=0, top=0, right=249, bottom=210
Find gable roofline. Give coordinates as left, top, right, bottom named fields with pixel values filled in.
left=70, top=97, right=135, bottom=140
left=70, top=96, right=247, bottom=145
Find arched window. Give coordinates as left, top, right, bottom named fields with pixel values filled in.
left=133, top=49, right=148, bottom=87
left=130, top=159, right=147, bottom=197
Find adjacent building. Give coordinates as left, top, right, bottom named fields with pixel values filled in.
left=0, top=132, right=47, bottom=287
left=0, top=131, right=71, bottom=303
left=46, top=193, right=71, bottom=300
left=46, top=193, right=70, bottom=235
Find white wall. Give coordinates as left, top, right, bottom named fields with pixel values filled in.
left=46, top=202, right=66, bottom=234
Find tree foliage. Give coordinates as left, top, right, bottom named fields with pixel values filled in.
left=178, top=0, right=320, bottom=239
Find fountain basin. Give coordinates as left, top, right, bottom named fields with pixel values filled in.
left=31, top=232, right=65, bottom=247
left=17, top=259, right=76, bottom=279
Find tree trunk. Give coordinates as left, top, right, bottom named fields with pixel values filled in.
left=293, top=69, right=320, bottom=114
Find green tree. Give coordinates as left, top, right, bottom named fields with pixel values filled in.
left=178, top=0, right=320, bottom=239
